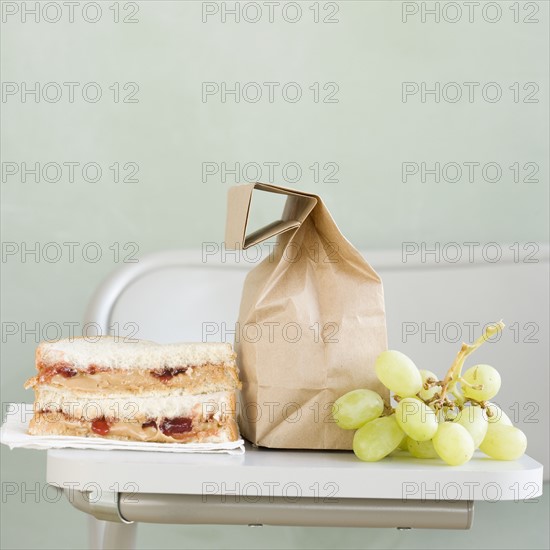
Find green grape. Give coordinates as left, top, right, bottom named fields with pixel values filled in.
left=454, top=405, right=488, bottom=448
left=407, top=437, right=438, bottom=458
left=375, top=350, right=423, bottom=397
left=395, top=397, right=438, bottom=441
left=480, top=424, right=527, bottom=460
left=398, top=437, right=409, bottom=451
left=332, top=389, right=384, bottom=430
left=418, top=369, right=440, bottom=401
left=441, top=407, right=459, bottom=422
left=353, top=415, right=405, bottom=462
left=461, top=364, right=501, bottom=401
left=433, top=422, right=474, bottom=466
left=484, top=403, right=513, bottom=426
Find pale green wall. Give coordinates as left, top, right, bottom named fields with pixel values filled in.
left=1, top=1, right=548, bottom=548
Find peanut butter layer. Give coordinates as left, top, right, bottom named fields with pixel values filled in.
left=25, top=363, right=241, bottom=394
left=29, top=410, right=239, bottom=443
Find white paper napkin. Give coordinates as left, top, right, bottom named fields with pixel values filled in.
left=0, top=403, right=245, bottom=454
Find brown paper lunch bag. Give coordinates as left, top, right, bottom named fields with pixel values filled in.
left=225, top=183, right=388, bottom=449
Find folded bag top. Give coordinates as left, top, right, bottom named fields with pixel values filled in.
left=225, top=183, right=388, bottom=449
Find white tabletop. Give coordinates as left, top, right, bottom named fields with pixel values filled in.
left=47, top=444, right=543, bottom=501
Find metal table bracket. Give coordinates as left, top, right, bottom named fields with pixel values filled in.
left=71, top=489, right=133, bottom=525
left=65, top=488, right=474, bottom=530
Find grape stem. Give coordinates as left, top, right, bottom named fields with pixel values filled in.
left=430, top=320, right=505, bottom=411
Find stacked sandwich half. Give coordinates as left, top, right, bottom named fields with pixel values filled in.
left=24, top=337, right=241, bottom=443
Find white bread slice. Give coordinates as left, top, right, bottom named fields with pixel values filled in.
left=34, top=385, right=236, bottom=421
left=36, top=337, right=236, bottom=371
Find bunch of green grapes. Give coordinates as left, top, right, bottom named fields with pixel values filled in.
left=332, top=322, right=528, bottom=466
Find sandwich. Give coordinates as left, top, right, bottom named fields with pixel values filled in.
left=24, top=337, right=241, bottom=443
